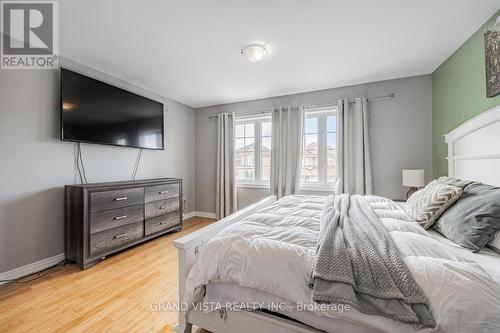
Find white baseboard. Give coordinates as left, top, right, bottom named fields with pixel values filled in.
left=183, top=211, right=217, bottom=220
left=0, top=253, right=65, bottom=286
left=193, top=211, right=217, bottom=219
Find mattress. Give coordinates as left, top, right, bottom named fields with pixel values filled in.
left=184, top=195, right=500, bottom=333
left=204, top=229, right=500, bottom=333
left=205, top=283, right=389, bottom=333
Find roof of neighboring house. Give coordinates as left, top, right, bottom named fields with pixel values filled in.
left=236, top=142, right=270, bottom=153
left=303, top=142, right=336, bottom=151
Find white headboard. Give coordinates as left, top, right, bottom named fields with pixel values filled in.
left=445, top=104, right=500, bottom=186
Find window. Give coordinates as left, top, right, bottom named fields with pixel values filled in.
left=235, top=115, right=272, bottom=185
left=301, top=107, right=337, bottom=186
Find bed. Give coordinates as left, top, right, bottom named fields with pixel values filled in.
left=174, top=104, right=500, bottom=333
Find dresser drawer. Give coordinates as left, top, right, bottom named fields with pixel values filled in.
left=90, top=222, right=144, bottom=257
left=90, top=204, right=144, bottom=234
left=145, top=183, right=179, bottom=203
left=145, top=212, right=180, bottom=236
left=90, top=188, right=144, bottom=213
left=145, top=197, right=179, bottom=219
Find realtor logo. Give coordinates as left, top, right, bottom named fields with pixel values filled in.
left=1, top=1, right=58, bottom=69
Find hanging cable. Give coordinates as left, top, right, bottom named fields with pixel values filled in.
left=75, top=143, right=84, bottom=184
left=76, top=143, right=88, bottom=184
left=131, top=148, right=143, bottom=181
left=79, top=145, right=88, bottom=184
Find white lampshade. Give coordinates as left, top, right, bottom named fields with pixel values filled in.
left=402, top=169, right=425, bottom=187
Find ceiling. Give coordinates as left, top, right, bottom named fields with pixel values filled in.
left=60, top=0, right=500, bottom=108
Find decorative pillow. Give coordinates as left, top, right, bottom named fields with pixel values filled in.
left=404, top=180, right=463, bottom=229
left=489, top=232, right=500, bottom=254
left=433, top=182, right=500, bottom=252
left=436, top=176, right=476, bottom=189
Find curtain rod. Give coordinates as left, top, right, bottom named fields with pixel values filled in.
left=208, top=92, right=395, bottom=120
left=304, top=92, right=395, bottom=109
left=208, top=108, right=274, bottom=120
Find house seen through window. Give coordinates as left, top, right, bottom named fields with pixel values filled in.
left=301, top=106, right=337, bottom=186
left=234, top=107, right=336, bottom=187
left=235, top=115, right=272, bottom=184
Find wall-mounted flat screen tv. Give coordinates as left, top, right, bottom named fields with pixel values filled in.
left=60, top=68, right=164, bottom=150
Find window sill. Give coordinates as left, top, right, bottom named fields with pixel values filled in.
left=237, top=182, right=270, bottom=189
left=236, top=183, right=334, bottom=191
left=300, top=183, right=336, bottom=192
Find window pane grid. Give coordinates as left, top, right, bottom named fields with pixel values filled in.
left=301, top=116, right=319, bottom=182
left=236, top=110, right=336, bottom=186
left=235, top=123, right=256, bottom=181
left=261, top=121, right=271, bottom=181
left=301, top=109, right=336, bottom=185
left=235, top=118, right=271, bottom=184
left=326, top=115, right=336, bottom=182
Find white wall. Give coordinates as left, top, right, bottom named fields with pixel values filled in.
left=195, top=75, right=433, bottom=213
left=0, top=59, right=195, bottom=273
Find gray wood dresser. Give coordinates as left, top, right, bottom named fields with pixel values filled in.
left=65, top=178, right=182, bottom=269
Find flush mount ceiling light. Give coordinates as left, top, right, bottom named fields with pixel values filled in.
left=241, top=44, right=268, bottom=62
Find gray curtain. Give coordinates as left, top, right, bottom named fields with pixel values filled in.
left=270, top=106, right=304, bottom=199
left=336, top=97, right=373, bottom=195
left=216, top=112, right=237, bottom=220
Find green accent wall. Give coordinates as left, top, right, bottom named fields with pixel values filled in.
left=432, top=10, right=500, bottom=177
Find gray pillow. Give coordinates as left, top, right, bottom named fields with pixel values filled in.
left=433, top=182, right=500, bottom=252
left=436, top=176, right=476, bottom=189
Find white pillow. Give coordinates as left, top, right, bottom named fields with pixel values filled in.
left=404, top=180, right=463, bottom=229
left=488, top=232, right=500, bottom=253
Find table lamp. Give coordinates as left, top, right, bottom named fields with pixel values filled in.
left=402, top=169, right=425, bottom=199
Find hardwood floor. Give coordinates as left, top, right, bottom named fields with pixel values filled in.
left=0, top=217, right=215, bottom=333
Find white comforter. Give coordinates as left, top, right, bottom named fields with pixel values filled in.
left=184, top=195, right=500, bottom=333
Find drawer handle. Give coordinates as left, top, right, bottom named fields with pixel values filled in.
left=114, top=197, right=128, bottom=201
left=159, top=206, right=166, bottom=210
left=113, top=215, right=128, bottom=220
left=159, top=191, right=169, bottom=194
left=114, top=233, right=127, bottom=239
left=159, top=221, right=168, bottom=225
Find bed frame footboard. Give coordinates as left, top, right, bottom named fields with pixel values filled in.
left=173, top=196, right=276, bottom=333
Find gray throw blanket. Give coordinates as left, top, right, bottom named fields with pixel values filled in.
left=312, top=195, right=435, bottom=327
